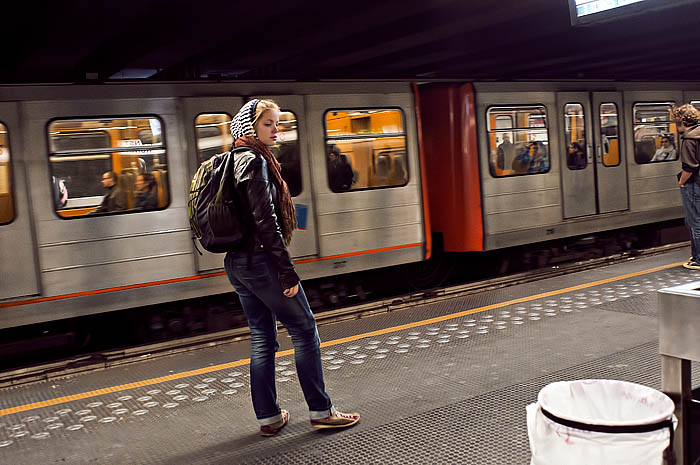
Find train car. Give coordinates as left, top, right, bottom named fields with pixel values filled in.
left=0, top=82, right=427, bottom=333
left=0, top=80, right=698, bottom=345
left=418, top=81, right=699, bottom=260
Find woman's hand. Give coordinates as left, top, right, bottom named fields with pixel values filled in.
left=283, top=284, right=299, bottom=298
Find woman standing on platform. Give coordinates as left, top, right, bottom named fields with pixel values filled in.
left=225, top=99, right=360, bottom=436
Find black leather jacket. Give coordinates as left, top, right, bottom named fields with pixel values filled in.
left=232, top=149, right=300, bottom=289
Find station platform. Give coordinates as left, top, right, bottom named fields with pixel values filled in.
left=1, top=247, right=699, bottom=464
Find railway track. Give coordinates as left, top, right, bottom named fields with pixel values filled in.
left=0, top=241, right=687, bottom=389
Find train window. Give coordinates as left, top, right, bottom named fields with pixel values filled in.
left=325, top=108, right=408, bottom=192
left=194, top=113, right=233, bottom=164
left=0, top=122, right=13, bottom=225
left=564, top=103, right=587, bottom=170
left=48, top=116, right=169, bottom=218
left=196, top=111, right=301, bottom=197
left=486, top=105, right=550, bottom=177
left=600, top=103, right=620, bottom=167
left=633, top=102, right=678, bottom=165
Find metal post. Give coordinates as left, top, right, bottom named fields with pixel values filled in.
left=661, top=355, right=690, bottom=465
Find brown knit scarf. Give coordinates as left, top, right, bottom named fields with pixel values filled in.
left=235, top=135, right=296, bottom=245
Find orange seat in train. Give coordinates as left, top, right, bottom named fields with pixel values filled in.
left=153, top=170, right=168, bottom=208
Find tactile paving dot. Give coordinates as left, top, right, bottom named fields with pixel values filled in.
left=31, top=432, right=50, bottom=439
left=66, top=425, right=84, bottom=431
left=0, top=440, right=13, bottom=447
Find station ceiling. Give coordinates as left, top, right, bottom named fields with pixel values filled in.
left=3, top=0, right=700, bottom=84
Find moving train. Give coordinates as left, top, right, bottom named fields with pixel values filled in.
left=0, top=80, right=697, bottom=349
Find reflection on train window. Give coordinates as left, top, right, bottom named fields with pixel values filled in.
left=194, top=113, right=233, bottom=164
left=633, top=102, right=678, bottom=165
left=692, top=101, right=700, bottom=111
left=325, top=109, right=408, bottom=192
left=564, top=103, right=586, bottom=170
left=48, top=117, right=169, bottom=218
left=487, top=105, right=550, bottom=177
left=600, top=103, right=620, bottom=167
left=0, top=122, right=13, bottom=225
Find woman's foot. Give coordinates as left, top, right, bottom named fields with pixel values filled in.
left=260, top=410, right=289, bottom=436
left=310, top=410, right=360, bottom=429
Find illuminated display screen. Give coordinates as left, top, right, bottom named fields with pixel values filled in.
left=575, top=0, right=645, bottom=17
left=568, top=0, right=687, bottom=25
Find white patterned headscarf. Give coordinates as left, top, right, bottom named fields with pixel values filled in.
left=230, top=99, right=259, bottom=140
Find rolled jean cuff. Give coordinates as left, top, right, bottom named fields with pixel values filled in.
left=258, top=412, right=283, bottom=426
left=309, top=405, right=336, bottom=420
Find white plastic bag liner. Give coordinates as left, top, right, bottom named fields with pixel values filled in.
left=527, top=379, right=676, bottom=465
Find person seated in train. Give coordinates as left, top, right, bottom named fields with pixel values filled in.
left=650, top=135, right=677, bottom=162
left=512, top=143, right=533, bottom=173
left=327, top=144, right=354, bottom=191
left=567, top=142, right=586, bottom=169
left=529, top=141, right=549, bottom=173
left=93, top=171, right=127, bottom=213
left=133, top=172, right=158, bottom=211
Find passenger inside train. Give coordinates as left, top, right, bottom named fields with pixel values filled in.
left=650, top=135, right=677, bottom=162
left=567, top=142, right=586, bottom=170
left=92, top=171, right=127, bottom=213
left=326, top=144, right=354, bottom=192
left=133, top=172, right=158, bottom=211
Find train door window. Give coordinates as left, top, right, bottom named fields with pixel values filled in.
left=48, top=116, right=169, bottom=218
left=564, top=103, right=587, bottom=170
left=487, top=105, right=550, bottom=177
left=271, top=110, right=301, bottom=197
left=194, top=113, right=233, bottom=164
left=324, top=109, right=408, bottom=192
left=600, top=103, right=620, bottom=167
left=633, top=102, right=678, bottom=165
left=0, top=122, right=13, bottom=224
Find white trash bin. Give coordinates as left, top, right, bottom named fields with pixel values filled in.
left=526, top=379, right=676, bottom=465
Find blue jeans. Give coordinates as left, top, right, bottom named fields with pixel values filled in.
left=224, top=250, right=333, bottom=425
left=681, top=182, right=700, bottom=262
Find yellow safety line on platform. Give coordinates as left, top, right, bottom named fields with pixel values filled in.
left=0, top=260, right=685, bottom=417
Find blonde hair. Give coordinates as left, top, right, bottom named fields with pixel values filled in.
left=672, top=104, right=700, bottom=127
left=252, top=99, right=280, bottom=130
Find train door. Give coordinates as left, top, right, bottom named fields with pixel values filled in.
left=592, top=92, right=628, bottom=213
left=183, top=97, right=243, bottom=272
left=557, top=92, right=596, bottom=218
left=305, top=92, right=424, bottom=262
left=0, top=102, right=41, bottom=300
left=253, top=95, right=319, bottom=259
left=557, top=92, right=628, bottom=218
